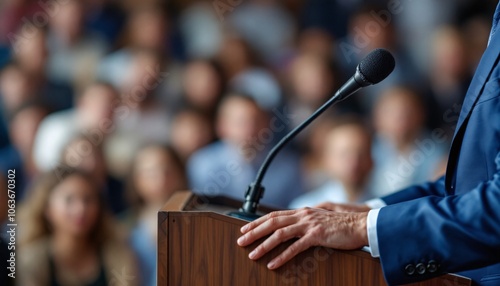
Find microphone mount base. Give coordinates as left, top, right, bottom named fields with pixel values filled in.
left=227, top=210, right=261, bottom=221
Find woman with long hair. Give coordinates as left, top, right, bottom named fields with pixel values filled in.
left=18, top=168, right=139, bottom=286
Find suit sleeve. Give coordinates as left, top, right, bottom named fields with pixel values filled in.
left=380, top=175, right=447, bottom=205
left=376, top=151, right=500, bottom=285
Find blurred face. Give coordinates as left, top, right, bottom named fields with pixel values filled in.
left=0, top=67, right=33, bottom=111
left=134, top=147, right=185, bottom=204
left=291, top=55, right=333, bottom=105
left=323, top=125, right=373, bottom=186
left=217, top=98, right=263, bottom=145
left=130, top=11, right=166, bottom=50
left=46, top=175, right=100, bottom=237
left=49, top=0, right=84, bottom=43
left=432, top=29, right=467, bottom=78
left=9, top=107, right=46, bottom=155
left=122, top=52, right=160, bottom=96
left=63, top=139, right=105, bottom=182
left=349, top=14, right=394, bottom=51
left=183, top=62, right=221, bottom=110
left=218, top=38, right=251, bottom=78
left=171, top=112, right=214, bottom=159
left=374, top=90, right=424, bottom=144
left=78, top=85, right=118, bottom=127
left=298, top=29, right=334, bottom=59
left=15, top=31, right=48, bottom=74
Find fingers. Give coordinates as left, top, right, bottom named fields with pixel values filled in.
left=247, top=224, right=305, bottom=260
left=314, top=202, right=335, bottom=210
left=240, top=209, right=298, bottom=234
left=267, top=236, right=312, bottom=269
left=237, top=214, right=297, bottom=247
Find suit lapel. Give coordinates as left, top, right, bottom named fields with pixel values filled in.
left=445, top=30, right=500, bottom=192
left=452, top=32, right=500, bottom=140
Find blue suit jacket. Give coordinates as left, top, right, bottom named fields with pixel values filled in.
left=377, top=16, right=500, bottom=286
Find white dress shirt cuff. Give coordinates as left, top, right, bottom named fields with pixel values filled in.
left=366, top=208, right=381, bottom=258
left=365, top=198, right=387, bottom=209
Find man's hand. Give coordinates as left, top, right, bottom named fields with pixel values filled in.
left=237, top=208, right=369, bottom=269
left=314, top=202, right=371, bottom=213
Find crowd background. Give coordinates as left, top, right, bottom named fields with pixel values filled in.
left=0, top=0, right=497, bottom=285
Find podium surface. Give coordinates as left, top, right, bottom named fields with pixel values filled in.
left=158, top=191, right=471, bottom=286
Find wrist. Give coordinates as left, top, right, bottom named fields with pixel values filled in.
left=356, top=212, right=369, bottom=247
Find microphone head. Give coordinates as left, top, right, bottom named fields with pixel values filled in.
left=357, top=49, right=395, bottom=85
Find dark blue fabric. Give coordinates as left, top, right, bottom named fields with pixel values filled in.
left=377, top=4, right=500, bottom=285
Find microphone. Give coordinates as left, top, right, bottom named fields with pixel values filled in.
left=228, top=49, right=396, bottom=221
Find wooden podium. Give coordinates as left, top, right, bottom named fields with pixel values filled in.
left=158, top=191, right=471, bottom=286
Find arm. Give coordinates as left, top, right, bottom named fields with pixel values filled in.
left=379, top=175, right=447, bottom=205
left=377, top=153, right=500, bottom=285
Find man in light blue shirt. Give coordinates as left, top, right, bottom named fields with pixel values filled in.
left=188, top=94, right=304, bottom=209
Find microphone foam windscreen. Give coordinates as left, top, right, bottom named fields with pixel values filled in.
left=358, top=49, right=396, bottom=84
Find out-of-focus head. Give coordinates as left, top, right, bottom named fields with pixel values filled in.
left=374, top=86, right=425, bottom=145
left=61, top=135, right=106, bottom=184
left=322, top=117, right=373, bottom=187
left=8, top=102, right=48, bottom=156
left=217, top=36, right=255, bottom=79
left=76, top=82, right=119, bottom=128
left=297, top=28, right=335, bottom=60
left=49, top=0, right=85, bottom=44
left=126, top=6, right=167, bottom=50
left=130, top=145, right=186, bottom=207
left=431, top=26, right=467, bottom=78
left=289, top=52, right=334, bottom=106
left=348, top=5, right=396, bottom=53
left=122, top=49, right=164, bottom=96
left=14, top=26, right=48, bottom=75
left=20, top=169, right=109, bottom=246
left=463, top=16, right=490, bottom=72
left=182, top=59, right=224, bottom=113
left=216, top=94, right=266, bottom=145
left=0, top=63, right=35, bottom=112
left=171, top=109, right=215, bottom=161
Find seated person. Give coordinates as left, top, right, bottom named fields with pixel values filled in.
left=18, top=168, right=139, bottom=286
left=290, top=117, right=374, bottom=208
left=188, top=94, right=304, bottom=208
left=59, top=135, right=128, bottom=215
left=370, top=86, right=448, bottom=197
left=33, top=82, right=119, bottom=172
left=126, top=144, right=187, bottom=286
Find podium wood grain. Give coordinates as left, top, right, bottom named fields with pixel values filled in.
left=158, top=191, right=471, bottom=286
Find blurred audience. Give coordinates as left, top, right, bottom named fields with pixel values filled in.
left=46, top=0, right=108, bottom=88
left=60, top=135, right=127, bottom=215
left=105, top=49, right=172, bottom=177
left=188, top=94, right=304, bottom=208
left=33, top=82, right=119, bottom=172
left=0, top=0, right=490, bottom=283
left=170, top=108, right=215, bottom=162
left=97, top=5, right=169, bottom=89
left=177, top=58, right=225, bottom=119
left=370, top=86, right=448, bottom=197
left=424, top=26, right=472, bottom=131
left=228, top=0, right=296, bottom=66
left=11, top=26, right=74, bottom=112
left=126, top=144, right=187, bottom=286
left=0, top=62, right=37, bottom=115
left=290, top=117, right=374, bottom=208
left=341, top=5, right=419, bottom=111
left=19, top=169, right=139, bottom=286
left=0, top=102, right=48, bottom=199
